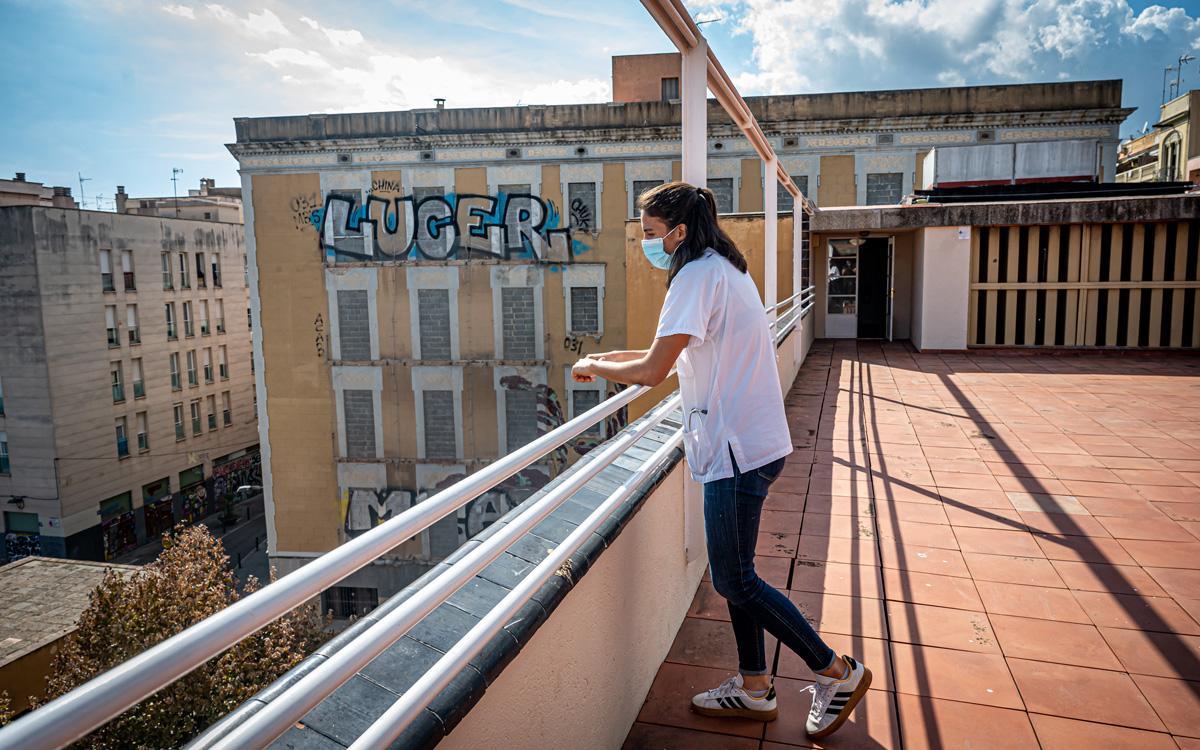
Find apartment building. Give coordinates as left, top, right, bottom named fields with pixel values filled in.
left=229, top=55, right=1132, bottom=602
left=1117, top=89, right=1199, bottom=184
left=0, top=204, right=259, bottom=563
left=116, top=177, right=244, bottom=224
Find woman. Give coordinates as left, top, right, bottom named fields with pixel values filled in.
left=571, top=182, right=870, bottom=739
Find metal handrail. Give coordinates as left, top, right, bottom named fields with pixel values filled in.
left=352, top=422, right=685, bottom=749
left=0, top=385, right=646, bottom=750
left=209, top=394, right=683, bottom=748
left=764, top=287, right=804, bottom=313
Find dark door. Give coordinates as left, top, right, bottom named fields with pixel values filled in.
left=857, top=238, right=889, bottom=338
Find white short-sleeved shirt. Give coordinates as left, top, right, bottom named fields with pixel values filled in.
left=655, top=249, right=793, bottom=483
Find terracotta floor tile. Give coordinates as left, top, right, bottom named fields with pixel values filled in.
left=798, top=513, right=874, bottom=539
left=1095, top=516, right=1195, bottom=543
left=894, top=693, right=1037, bottom=750
left=881, top=568, right=984, bottom=611
left=937, top=487, right=1017, bottom=509
left=1119, top=539, right=1200, bottom=568
left=1027, top=714, right=1177, bottom=750
left=1051, top=560, right=1168, bottom=596
left=1077, top=496, right=1165, bottom=518
left=772, top=475, right=810, bottom=495
left=1130, top=673, right=1200, bottom=739
left=954, top=527, right=1045, bottom=557
left=1005, top=491, right=1089, bottom=515
left=885, top=600, right=998, bottom=653
left=1046, top=464, right=1121, bottom=482
left=1006, top=658, right=1164, bottom=730
left=1178, top=737, right=1200, bottom=750
left=758, top=531, right=799, bottom=558
left=975, top=580, right=1090, bottom=623
left=665, top=616, right=779, bottom=672
left=934, top=470, right=1002, bottom=490
left=996, top=475, right=1072, bottom=494
left=623, top=721, right=760, bottom=750
left=943, top=503, right=1027, bottom=531
left=1145, top=567, right=1200, bottom=600
left=1113, top=468, right=1194, bottom=486
left=1099, top=627, right=1200, bottom=681
left=875, top=500, right=949, bottom=525
left=873, top=482, right=945, bottom=504
left=789, top=560, right=884, bottom=599
left=802, top=494, right=876, bottom=516
left=989, top=614, right=1122, bottom=669
left=635, top=662, right=766, bottom=739
left=1072, top=590, right=1200, bottom=635
left=763, top=678, right=899, bottom=749
left=796, top=534, right=881, bottom=567
left=788, top=590, right=889, bottom=640
left=687, top=580, right=730, bottom=622
left=875, top=519, right=960, bottom=549
left=709, top=554, right=794, bottom=588
left=963, top=552, right=1065, bottom=588
left=889, top=643, right=1024, bottom=708
left=1061, top=479, right=1143, bottom=499
left=1016, top=511, right=1112, bottom=538
left=878, top=541, right=971, bottom=578
left=1139, top=484, right=1200, bottom=502
left=1033, top=533, right=1137, bottom=565
left=776, top=631, right=893, bottom=691
left=1179, top=597, right=1200, bottom=628
left=760, top=510, right=805, bottom=535
left=764, top=491, right=807, bottom=513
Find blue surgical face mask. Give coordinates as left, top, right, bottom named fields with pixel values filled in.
left=641, top=225, right=680, bottom=270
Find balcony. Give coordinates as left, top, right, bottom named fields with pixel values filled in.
left=191, top=417, right=201, bottom=435
left=204, top=366, right=213, bottom=384
left=201, top=322, right=210, bottom=336
left=133, top=380, right=145, bottom=399
left=175, top=422, right=185, bottom=441
left=216, top=319, right=226, bottom=334
left=171, top=373, right=181, bottom=391
left=188, top=371, right=197, bottom=387
left=111, top=383, right=124, bottom=403
left=163, top=273, right=174, bottom=291
left=116, top=437, right=129, bottom=458
left=0, top=454, right=8, bottom=474
left=185, top=321, right=195, bottom=337
left=219, top=364, right=228, bottom=379
left=137, top=432, right=149, bottom=452
left=128, top=327, right=141, bottom=345
left=181, top=276, right=191, bottom=290
left=197, top=273, right=207, bottom=289
left=106, top=327, right=119, bottom=347
left=207, top=413, right=217, bottom=430
left=213, top=271, right=222, bottom=288
left=101, top=272, right=114, bottom=292
left=123, top=272, right=136, bottom=291
left=167, top=322, right=178, bottom=340
left=222, top=409, right=231, bottom=426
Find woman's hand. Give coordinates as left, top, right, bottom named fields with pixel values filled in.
left=572, top=358, right=598, bottom=382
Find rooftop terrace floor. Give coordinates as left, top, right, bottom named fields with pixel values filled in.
left=625, top=341, right=1200, bottom=750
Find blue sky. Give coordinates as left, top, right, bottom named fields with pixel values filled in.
left=1, top=0, right=1198, bottom=206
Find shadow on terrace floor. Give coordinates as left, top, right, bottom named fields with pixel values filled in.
left=625, top=340, right=1200, bottom=750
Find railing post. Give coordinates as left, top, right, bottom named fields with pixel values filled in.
left=681, top=36, right=707, bottom=188
left=764, top=157, right=778, bottom=318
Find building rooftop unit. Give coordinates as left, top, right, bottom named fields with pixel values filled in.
left=0, top=173, right=78, bottom=210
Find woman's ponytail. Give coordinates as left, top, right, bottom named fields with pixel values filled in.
left=636, top=181, right=748, bottom=286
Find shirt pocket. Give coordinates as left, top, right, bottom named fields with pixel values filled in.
left=683, top=408, right=719, bottom=476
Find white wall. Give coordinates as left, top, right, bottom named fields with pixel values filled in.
left=912, top=226, right=971, bottom=351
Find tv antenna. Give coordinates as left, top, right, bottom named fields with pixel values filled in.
left=171, top=167, right=183, bottom=217
left=1175, top=54, right=1196, bottom=101
left=78, top=172, right=91, bottom=209
left=1163, top=65, right=1177, bottom=104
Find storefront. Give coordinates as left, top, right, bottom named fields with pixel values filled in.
left=99, top=492, right=137, bottom=561
left=177, top=465, right=209, bottom=524
left=142, top=477, right=174, bottom=538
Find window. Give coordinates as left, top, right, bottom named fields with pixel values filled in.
left=106, top=305, right=119, bottom=347
left=203, top=348, right=213, bottom=383
left=572, top=388, right=603, bottom=438
left=211, top=255, right=222, bottom=288
left=218, top=345, right=228, bottom=379
left=422, top=390, right=456, bottom=458
left=136, top=411, right=149, bottom=452
left=196, top=252, right=207, bottom=288
left=178, top=253, right=190, bottom=288
left=416, top=289, right=451, bottom=359
left=100, top=249, right=114, bottom=291
left=174, top=404, right=185, bottom=440
left=221, top=391, right=231, bottom=426
left=121, top=250, right=135, bottom=291
left=132, top=358, right=144, bottom=398
left=204, top=211, right=212, bottom=220
left=169, top=353, right=181, bottom=390
left=247, top=307, right=252, bottom=330
left=777, top=175, right=809, bottom=213
left=337, top=289, right=372, bottom=360
left=0, top=432, right=8, bottom=474
left=216, top=299, right=225, bottom=333
left=329, top=189, right=364, bottom=245
left=183, top=301, right=194, bottom=337
left=342, top=390, right=376, bottom=458
left=126, top=305, right=140, bottom=345
left=564, top=265, right=605, bottom=337
left=500, top=287, right=536, bottom=359
left=499, top=183, right=533, bottom=253
left=569, top=287, right=600, bottom=334
left=165, top=302, right=177, bottom=340
left=0, top=375, right=4, bottom=415
left=115, top=417, right=129, bottom=458
left=567, top=182, right=597, bottom=233
left=865, top=172, right=904, bottom=206
left=161, top=252, right=173, bottom=290
left=661, top=76, right=679, bottom=101
left=504, top=388, right=539, bottom=453
left=321, top=586, right=378, bottom=619
left=200, top=300, right=210, bottom=335
left=111, top=362, right=124, bottom=402
left=206, top=395, right=217, bottom=430
left=186, top=350, right=197, bottom=387
left=632, top=180, right=664, bottom=216
left=243, top=255, right=249, bottom=288
left=190, top=400, right=202, bottom=435
left=709, top=178, right=734, bottom=213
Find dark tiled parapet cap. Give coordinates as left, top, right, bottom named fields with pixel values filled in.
left=188, top=411, right=683, bottom=750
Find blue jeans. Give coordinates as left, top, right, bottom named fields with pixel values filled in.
left=704, top=452, right=837, bottom=676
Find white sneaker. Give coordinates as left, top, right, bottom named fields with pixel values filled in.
left=691, top=673, right=778, bottom=721
left=805, top=655, right=872, bottom=738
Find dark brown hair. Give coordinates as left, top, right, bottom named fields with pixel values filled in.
left=636, top=180, right=748, bottom=287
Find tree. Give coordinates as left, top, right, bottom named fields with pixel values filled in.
left=35, top=524, right=327, bottom=749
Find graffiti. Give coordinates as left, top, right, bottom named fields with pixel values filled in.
left=144, top=496, right=174, bottom=538
left=456, top=490, right=517, bottom=543
left=314, top=313, right=326, bottom=359
left=101, top=512, right=137, bottom=561
left=212, top=453, right=262, bottom=500
left=179, top=484, right=208, bottom=524
left=4, top=532, right=40, bottom=562
left=500, top=374, right=569, bottom=472
left=564, top=334, right=585, bottom=355
left=569, top=197, right=593, bottom=232
left=290, top=193, right=322, bottom=232
left=345, top=487, right=414, bottom=535
left=343, top=481, right=526, bottom=550
left=301, top=189, right=584, bottom=265
left=371, top=178, right=403, bottom=193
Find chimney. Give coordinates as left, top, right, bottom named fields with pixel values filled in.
left=434, top=98, right=446, bottom=110
left=115, top=185, right=128, bottom=214
left=14, top=172, right=25, bottom=182
left=51, top=186, right=76, bottom=209
left=200, top=177, right=215, bottom=194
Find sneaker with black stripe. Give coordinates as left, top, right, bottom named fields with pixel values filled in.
left=691, top=673, right=778, bottom=721
left=805, top=655, right=871, bottom=738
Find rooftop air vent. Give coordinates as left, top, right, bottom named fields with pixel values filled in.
left=420, top=150, right=435, bottom=161
left=876, top=133, right=894, bottom=145
left=978, top=130, right=996, bottom=142
left=712, top=142, right=724, bottom=151
left=575, top=146, right=587, bottom=157
left=505, top=148, right=522, bottom=159
left=783, top=137, right=798, bottom=148
left=337, top=153, right=352, bottom=164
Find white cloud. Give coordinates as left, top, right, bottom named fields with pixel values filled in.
left=161, top=3, right=194, bottom=19
left=203, top=4, right=291, bottom=38
left=518, top=78, right=611, bottom=105
left=247, top=48, right=329, bottom=70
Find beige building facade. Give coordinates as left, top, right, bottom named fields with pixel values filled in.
left=231, top=62, right=1132, bottom=601
left=0, top=206, right=259, bottom=563
left=116, top=177, right=245, bottom=224
left=1117, top=90, right=1200, bottom=184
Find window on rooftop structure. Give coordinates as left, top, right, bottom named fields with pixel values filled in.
left=567, top=182, right=597, bottom=233
left=865, top=172, right=903, bottom=206
left=777, top=175, right=809, bottom=213
left=422, top=390, right=456, bottom=459
left=661, top=76, right=679, bottom=101
left=416, top=288, right=451, bottom=360
left=709, top=178, right=734, bottom=213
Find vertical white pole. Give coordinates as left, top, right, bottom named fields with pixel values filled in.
left=681, top=37, right=708, bottom=188
left=764, top=158, right=778, bottom=316
left=793, top=201, right=805, bottom=366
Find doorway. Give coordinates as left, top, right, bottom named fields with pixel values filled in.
left=825, top=237, right=894, bottom=339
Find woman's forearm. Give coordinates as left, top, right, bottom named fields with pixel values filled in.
left=587, top=357, right=657, bottom=386
left=592, top=349, right=649, bottom=363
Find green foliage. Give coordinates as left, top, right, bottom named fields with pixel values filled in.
left=0, top=691, right=11, bottom=727
left=38, top=524, right=327, bottom=749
